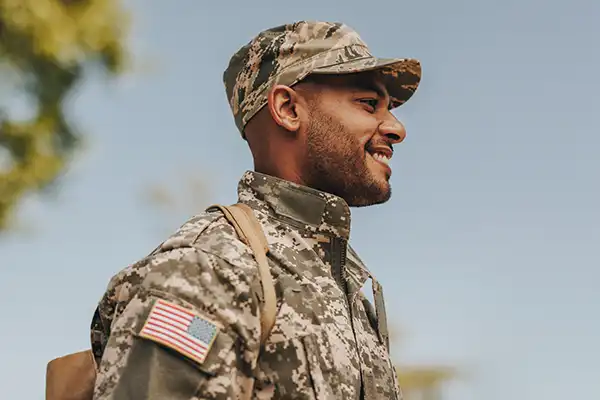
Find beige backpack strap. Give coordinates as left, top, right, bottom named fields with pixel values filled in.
left=207, top=203, right=277, bottom=345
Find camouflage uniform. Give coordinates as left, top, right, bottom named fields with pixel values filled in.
left=91, top=21, right=421, bottom=400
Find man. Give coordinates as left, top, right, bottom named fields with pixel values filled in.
left=91, top=21, right=421, bottom=399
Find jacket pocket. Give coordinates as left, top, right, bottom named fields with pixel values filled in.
left=259, top=329, right=335, bottom=400
left=301, top=331, right=335, bottom=400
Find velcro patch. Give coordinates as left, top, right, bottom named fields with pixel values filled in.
left=139, top=298, right=219, bottom=365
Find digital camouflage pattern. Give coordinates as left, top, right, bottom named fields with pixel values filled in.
left=91, top=171, right=402, bottom=399
left=223, top=20, right=422, bottom=134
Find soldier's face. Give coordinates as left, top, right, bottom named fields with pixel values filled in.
left=300, top=73, right=406, bottom=207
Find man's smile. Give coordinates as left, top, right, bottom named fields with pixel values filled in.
left=367, top=145, right=393, bottom=174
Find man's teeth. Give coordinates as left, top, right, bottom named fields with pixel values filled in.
left=372, top=153, right=391, bottom=165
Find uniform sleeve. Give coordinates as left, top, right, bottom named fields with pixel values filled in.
left=93, top=247, right=262, bottom=400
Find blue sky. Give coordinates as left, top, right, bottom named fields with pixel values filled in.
left=1, top=0, right=599, bottom=398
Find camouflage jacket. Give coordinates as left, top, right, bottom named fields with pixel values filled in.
left=91, top=170, right=402, bottom=400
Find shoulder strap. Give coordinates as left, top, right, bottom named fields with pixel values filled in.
left=207, top=203, right=277, bottom=345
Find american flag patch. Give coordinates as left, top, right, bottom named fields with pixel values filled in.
left=139, top=298, right=219, bottom=365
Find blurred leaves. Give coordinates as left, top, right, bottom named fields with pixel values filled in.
left=390, top=324, right=458, bottom=399
left=397, top=365, right=457, bottom=400
left=0, top=0, right=129, bottom=231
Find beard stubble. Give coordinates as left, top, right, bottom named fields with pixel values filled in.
left=303, top=107, right=392, bottom=207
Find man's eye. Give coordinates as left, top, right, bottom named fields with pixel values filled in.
left=359, top=98, right=378, bottom=110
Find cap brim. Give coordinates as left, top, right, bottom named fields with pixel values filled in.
left=310, top=57, right=421, bottom=109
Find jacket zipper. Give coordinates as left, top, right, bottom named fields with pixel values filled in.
left=333, top=236, right=367, bottom=398
left=332, top=237, right=349, bottom=308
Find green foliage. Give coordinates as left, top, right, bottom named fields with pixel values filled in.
left=390, top=326, right=457, bottom=399
left=397, top=365, right=456, bottom=399
left=0, top=0, right=129, bottom=230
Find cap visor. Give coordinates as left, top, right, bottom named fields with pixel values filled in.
left=311, top=57, right=421, bottom=108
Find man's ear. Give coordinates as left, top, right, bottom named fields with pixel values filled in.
left=267, top=84, right=304, bottom=132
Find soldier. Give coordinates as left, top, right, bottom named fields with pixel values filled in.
left=91, top=20, right=421, bottom=399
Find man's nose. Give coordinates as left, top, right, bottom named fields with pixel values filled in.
left=378, top=116, right=407, bottom=144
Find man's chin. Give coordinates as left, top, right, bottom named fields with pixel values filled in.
left=346, top=181, right=391, bottom=207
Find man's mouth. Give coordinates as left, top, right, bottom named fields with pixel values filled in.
left=367, top=146, right=393, bottom=168
left=371, top=152, right=391, bottom=166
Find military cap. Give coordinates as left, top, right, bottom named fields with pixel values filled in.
left=223, top=20, right=422, bottom=135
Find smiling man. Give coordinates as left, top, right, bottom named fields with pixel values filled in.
left=91, top=21, right=421, bottom=400
left=244, top=72, right=405, bottom=207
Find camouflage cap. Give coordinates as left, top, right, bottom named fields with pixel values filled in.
left=223, top=21, right=422, bottom=135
